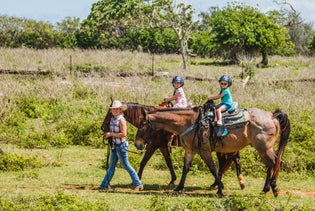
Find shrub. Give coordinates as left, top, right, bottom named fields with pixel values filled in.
left=0, top=152, right=43, bottom=171
left=75, top=63, right=105, bottom=73
left=0, top=191, right=112, bottom=211
left=63, top=117, right=102, bottom=147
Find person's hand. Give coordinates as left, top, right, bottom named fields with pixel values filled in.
left=104, top=132, right=111, bottom=139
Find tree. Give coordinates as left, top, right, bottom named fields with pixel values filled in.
left=140, top=0, right=194, bottom=70
left=20, top=19, right=56, bottom=49
left=309, top=32, right=315, bottom=55
left=0, top=15, right=25, bottom=47
left=79, top=0, right=193, bottom=70
left=0, top=15, right=57, bottom=49
left=56, top=17, right=81, bottom=48
left=208, top=3, right=293, bottom=65
left=271, top=0, right=314, bottom=55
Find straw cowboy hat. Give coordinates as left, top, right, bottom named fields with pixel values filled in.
left=110, top=100, right=127, bottom=111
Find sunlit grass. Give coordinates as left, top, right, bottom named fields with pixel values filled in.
left=1, top=144, right=314, bottom=211
left=0, top=48, right=314, bottom=210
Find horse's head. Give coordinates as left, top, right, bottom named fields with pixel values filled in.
left=203, top=100, right=215, bottom=112
left=202, top=100, right=216, bottom=123
left=134, top=109, right=155, bottom=150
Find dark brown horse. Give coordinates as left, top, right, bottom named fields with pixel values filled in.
left=135, top=101, right=290, bottom=197
left=101, top=101, right=245, bottom=189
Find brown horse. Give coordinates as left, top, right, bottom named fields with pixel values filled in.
left=101, top=101, right=245, bottom=189
left=135, top=101, right=290, bottom=197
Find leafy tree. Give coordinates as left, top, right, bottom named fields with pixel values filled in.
left=20, top=20, right=56, bottom=49
left=207, top=3, right=293, bottom=65
left=77, top=0, right=141, bottom=49
left=189, top=30, right=215, bottom=58
left=127, top=28, right=179, bottom=53
left=0, top=15, right=24, bottom=47
left=0, top=15, right=57, bottom=49
left=136, top=0, right=194, bottom=70
left=78, top=0, right=193, bottom=70
left=56, top=17, right=81, bottom=48
left=309, top=32, right=315, bottom=55
left=271, top=0, right=314, bottom=55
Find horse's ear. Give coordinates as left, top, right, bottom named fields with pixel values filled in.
left=141, top=108, right=147, bottom=120
left=110, top=96, right=114, bottom=104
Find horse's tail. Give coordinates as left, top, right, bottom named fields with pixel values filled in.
left=272, top=109, right=290, bottom=177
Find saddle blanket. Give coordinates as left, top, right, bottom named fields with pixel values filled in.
left=222, top=108, right=250, bottom=127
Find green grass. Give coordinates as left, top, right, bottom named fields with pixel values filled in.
left=0, top=49, right=314, bottom=210
left=1, top=144, right=314, bottom=210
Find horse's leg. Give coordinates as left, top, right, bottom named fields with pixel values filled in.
left=263, top=168, right=271, bottom=194
left=173, top=150, right=194, bottom=193
left=209, top=152, right=227, bottom=190
left=265, top=153, right=281, bottom=197
left=137, top=143, right=156, bottom=180
left=159, top=147, right=177, bottom=186
left=231, top=152, right=245, bottom=189
left=261, top=149, right=277, bottom=195
left=270, top=173, right=279, bottom=197
left=210, top=152, right=245, bottom=190
left=199, top=150, right=224, bottom=197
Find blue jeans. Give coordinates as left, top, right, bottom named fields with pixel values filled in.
left=100, top=142, right=142, bottom=188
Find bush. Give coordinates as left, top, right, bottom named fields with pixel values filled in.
left=0, top=191, right=112, bottom=211
left=148, top=194, right=308, bottom=210
left=0, top=152, right=43, bottom=171
left=75, top=63, right=105, bottom=73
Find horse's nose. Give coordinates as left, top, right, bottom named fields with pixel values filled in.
left=134, top=141, right=145, bottom=150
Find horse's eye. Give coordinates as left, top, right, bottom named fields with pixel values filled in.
left=139, top=121, right=146, bottom=128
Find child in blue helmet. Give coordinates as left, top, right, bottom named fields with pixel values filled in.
left=208, top=75, right=233, bottom=126
left=164, top=75, right=188, bottom=108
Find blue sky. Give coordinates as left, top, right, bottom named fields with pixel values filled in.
left=1, top=0, right=314, bottom=27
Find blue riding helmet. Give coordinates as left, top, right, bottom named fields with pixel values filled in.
left=218, top=75, right=232, bottom=87
left=172, top=76, right=184, bottom=86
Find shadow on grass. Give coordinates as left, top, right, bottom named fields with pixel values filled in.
left=62, top=183, right=219, bottom=198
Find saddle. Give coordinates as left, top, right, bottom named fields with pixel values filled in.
left=154, top=102, right=169, bottom=109
left=204, top=101, right=250, bottom=138
left=154, top=101, right=174, bottom=109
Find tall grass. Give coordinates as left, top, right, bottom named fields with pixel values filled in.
left=0, top=48, right=314, bottom=209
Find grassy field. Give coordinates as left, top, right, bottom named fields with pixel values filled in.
left=0, top=48, right=315, bottom=210
left=1, top=144, right=315, bottom=210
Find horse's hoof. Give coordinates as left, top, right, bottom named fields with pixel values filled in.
left=240, top=182, right=245, bottom=190
left=171, top=190, right=180, bottom=196
left=217, top=192, right=225, bottom=198
left=272, top=188, right=279, bottom=197
left=209, top=184, right=216, bottom=191
left=168, top=183, right=175, bottom=189
left=260, top=191, right=267, bottom=196
left=263, top=186, right=270, bottom=193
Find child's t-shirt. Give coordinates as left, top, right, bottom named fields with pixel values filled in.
left=173, top=87, right=188, bottom=108
left=220, top=88, right=233, bottom=106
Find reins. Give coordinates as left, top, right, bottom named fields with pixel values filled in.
left=126, top=145, right=145, bottom=155
left=178, top=106, right=204, bottom=148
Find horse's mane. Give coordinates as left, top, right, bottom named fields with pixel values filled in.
left=124, top=102, right=155, bottom=127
